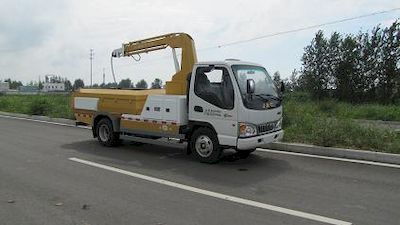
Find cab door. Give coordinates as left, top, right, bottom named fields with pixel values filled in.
left=188, top=65, right=238, bottom=146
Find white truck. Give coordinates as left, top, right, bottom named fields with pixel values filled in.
left=72, top=33, right=283, bottom=163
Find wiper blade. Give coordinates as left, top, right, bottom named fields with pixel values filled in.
left=254, top=94, right=282, bottom=101
left=253, top=95, right=268, bottom=101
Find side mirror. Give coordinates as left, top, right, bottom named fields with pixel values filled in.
left=247, top=79, right=255, bottom=94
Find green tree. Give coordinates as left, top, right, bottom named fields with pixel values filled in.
left=327, top=32, right=341, bottom=95
left=103, top=82, right=117, bottom=88
left=64, top=79, right=72, bottom=91
left=335, top=35, right=359, bottom=101
left=135, top=79, right=148, bottom=89
left=118, top=78, right=132, bottom=88
left=377, top=20, right=400, bottom=103
left=299, top=20, right=400, bottom=103
left=301, top=30, right=330, bottom=99
left=5, top=78, right=23, bottom=89
left=273, top=71, right=281, bottom=85
left=358, top=29, right=378, bottom=102
left=151, top=78, right=163, bottom=89
left=73, top=79, right=85, bottom=90
left=287, top=69, right=300, bottom=92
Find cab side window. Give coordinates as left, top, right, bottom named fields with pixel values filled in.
left=194, top=66, right=234, bottom=110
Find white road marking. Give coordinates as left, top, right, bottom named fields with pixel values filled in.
left=257, top=148, right=400, bottom=169
left=1, top=114, right=399, bottom=169
left=69, top=157, right=352, bottom=225
left=0, top=114, right=91, bottom=129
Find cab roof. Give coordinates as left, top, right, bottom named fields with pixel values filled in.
left=196, top=59, right=264, bottom=68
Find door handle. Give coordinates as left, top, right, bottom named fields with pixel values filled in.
left=194, top=106, right=203, bottom=112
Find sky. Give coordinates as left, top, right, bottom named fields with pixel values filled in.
left=0, top=0, right=399, bottom=85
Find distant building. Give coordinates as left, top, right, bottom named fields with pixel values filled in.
left=42, top=82, right=65, bottom=92
left=0, top=82, right=10, bottom=92
left=19, top=85, right=39, bottom=92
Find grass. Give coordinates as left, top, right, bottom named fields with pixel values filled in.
left=283, top=114, right=400, bottom=154
left=283, top=92, right=400, bottom=154
left=0, top=94, right=74, bottom=119
left=284, top=92, right=400, bottom=121
left=0, top=92, right=399, bottom=153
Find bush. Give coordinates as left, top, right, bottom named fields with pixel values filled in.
left=28, top=98, right=50, bottom=115
left=0, top=94, right=73, bottom=118
left=284, top=92, right=400, bottom=121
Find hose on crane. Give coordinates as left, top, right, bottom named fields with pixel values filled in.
left=110, top=56, right=117, bottom=85
left=131, top=54, right=141, bottom=62
left=110, top=53, right=141, bottom=86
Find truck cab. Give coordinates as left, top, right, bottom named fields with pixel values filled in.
left=186, top=60, right=283, bottom=162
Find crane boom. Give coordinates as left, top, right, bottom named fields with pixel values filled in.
left=112, top=33, right=198, bottom=95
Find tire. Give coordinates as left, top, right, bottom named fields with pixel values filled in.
left=236, top=149, right=255, bottom=159
left=190, top=127, right=222, bottom=163
left=96, top=118, right=120, bottom=147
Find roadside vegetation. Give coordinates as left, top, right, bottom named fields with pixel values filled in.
left=283, top=92, right=400, bottom=154
left=276, top=20, right=400, bottom=154
left=289, top=20, right=400, bottom=104
left=284, top=92, right=400, bottom=121
left=0, top=94, right=73, bottom=119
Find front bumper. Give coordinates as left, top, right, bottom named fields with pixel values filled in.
left=237, top=130, right=284, bottom=150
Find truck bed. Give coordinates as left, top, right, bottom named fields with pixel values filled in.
left=72, top=88, right=166, bottom=119
left=77, top=88, right=165, bottom=96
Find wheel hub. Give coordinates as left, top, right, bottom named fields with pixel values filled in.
left=195, top=135, right=213, bottom=158
left=99, top=124, right=110, bottom=142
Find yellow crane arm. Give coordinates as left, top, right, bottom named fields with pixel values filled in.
left=112, top=33, right=198, bottom=95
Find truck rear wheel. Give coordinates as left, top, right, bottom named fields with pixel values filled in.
left=96, top=118, right=120, bottom=147
left=190, top=127, right=222, bottom=163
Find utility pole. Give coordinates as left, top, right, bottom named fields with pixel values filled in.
left=102, top=68, right=105, bottom=85
left=38, top=75, right=41, bottom=92
left=90, top=49, right=94, bottom=87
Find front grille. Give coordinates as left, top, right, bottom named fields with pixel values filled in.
left=257, top=122, right=276, bottom=134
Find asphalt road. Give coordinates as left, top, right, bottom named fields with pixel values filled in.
left=0, top=116, right=399, bottom=225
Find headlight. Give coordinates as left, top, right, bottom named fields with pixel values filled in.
left=239, top=122, right=257, bottom=137
left=275, top=118, right=282, bottom=130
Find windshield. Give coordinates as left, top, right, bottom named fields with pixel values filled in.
left=232, top=65, right=278, bottom=97
left=232, top=65, right=280, bottom=110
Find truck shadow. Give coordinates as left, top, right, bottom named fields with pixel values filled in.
left=61, top=140, right=290, bottom=188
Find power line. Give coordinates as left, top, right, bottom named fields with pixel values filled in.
left=202, top=7, right=400, bottom=50
left=117, top=7, right=400, bottom=68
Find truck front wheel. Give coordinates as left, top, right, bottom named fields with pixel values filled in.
left=96, top=118, right=120, bottom=147
left=190, top=128, right=222, bottom=163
